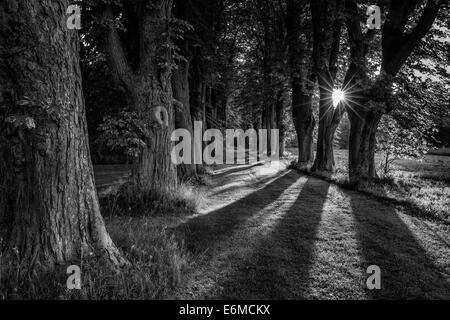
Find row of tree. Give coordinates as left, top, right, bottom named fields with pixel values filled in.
left=0, top=0, right=448, bottom=271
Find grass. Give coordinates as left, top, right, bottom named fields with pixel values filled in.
left=100, top=181, right=202, bottom=218
left=287, top=148, right=450, bottom=225
left=0, top=181, right=204, bottom=300
left=2, top=157, right=448, bottom=299
left=171, top=167, right=450, bottom=299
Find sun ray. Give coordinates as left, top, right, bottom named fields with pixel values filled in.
left=332, top=89, right=345, bottom=108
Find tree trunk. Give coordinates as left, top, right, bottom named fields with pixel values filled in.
left=0, top=0, right=126, bottom=270
left=262, top=97, right=277, bottom=157
left=291, top=80, right=315, bottom=169
left=172, top=59, right=197, bottom=180
left=312, top=77, right=344, bottom=173
left=102, top=1, right=176, bottom=192
left=189, top=50, right=206, bottom=172
left=347, top=107, right=382, bottom=183
left=276, top=90, right=286, bottom=157
left=286, top=0, right=315, bottom=170
left=310, top=0, right=344, bottom=173
left=129, top=80, right=176, bottom=191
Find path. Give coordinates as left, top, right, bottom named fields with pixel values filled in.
left=173, top=163, right=450, bottom=299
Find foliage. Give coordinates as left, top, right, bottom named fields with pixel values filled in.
left=101, top=181, right=199, bottom=218
left=95, top=111, right=149, bottom=159
left=376, top=114, right=429, bottom=176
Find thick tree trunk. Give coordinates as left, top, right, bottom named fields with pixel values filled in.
left=347, top=107, right=382, bottom=183
left=310, top=0, right=344, bottom=173
left=0, top=0, right=126, bottom=269
left=286, top=0, right=315, bottom=170
left=172, top=59, right=197, bottom=180
left=312, top=77, right=344, bottom=173
left=189, top=55, right=206, bottom=126
left=103, top=1, right=176, bottom=192
left=291, top=80, right=315, bottom=169
left=129, top=78, right=176, bottom=192
left=188, top=51, right=207, bottom=172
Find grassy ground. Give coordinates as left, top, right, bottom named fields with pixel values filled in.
left=0, top=182, right=201, bottom=300
left=172, top=163, right=450, bottom=299
left=2, top=156, right=449, bottom=299
left=287, top=148, right=450, bottom=224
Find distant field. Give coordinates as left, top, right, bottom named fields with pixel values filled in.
left=286, top=148, right=450, bottom=224
left=93, top=164, right=131, bottom=196
left=286, top=148, right=450, bottom=178
left=429, top=147, right=450, bottom=156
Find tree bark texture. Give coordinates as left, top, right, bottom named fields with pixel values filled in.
left=102, top=0, right=176, bottom=191
left=0, top=0, right=126, bottom=269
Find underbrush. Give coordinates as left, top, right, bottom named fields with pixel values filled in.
left=289, top=150, right=450, bottom=225
left=0, top=179, right=207, bottom=299
left=100, top=181, right=204, bottom=218
left=0, top=216, right=192, bottom=300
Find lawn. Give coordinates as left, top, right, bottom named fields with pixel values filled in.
left=286, top=148, right=450, bottom=225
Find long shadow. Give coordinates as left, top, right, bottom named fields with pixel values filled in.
left=211, top=163, right=266, bottom=185
left=172, top=170, right=300, bottom=255
left=214, top=163, right=262, bottom=177
left=345, top=187, right=450, bottom=299
left=209, top=171, right=288, bottom=197
left=213, top=177, right=330, bottom=299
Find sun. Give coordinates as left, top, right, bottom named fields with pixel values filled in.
left=332, top=89, right=346, bottom=108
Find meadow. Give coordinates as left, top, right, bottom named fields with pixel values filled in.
left=287, top=148, right=450, bottom=225
left=2, top=151, right=449, bottom=299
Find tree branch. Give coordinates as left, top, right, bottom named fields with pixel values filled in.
left=344, top=0, right=366, bottom=76
left=382, top=0, right=444, bottom=75
left=101, top=5, right=134, bottom=91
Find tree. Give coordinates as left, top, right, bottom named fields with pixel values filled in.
left=0, top=0, right=125, bottom=269
left=227, top=0, right=288, bottom=157
left=285, top=0, right=316, bottom=169
left=171, top=1, right=197, bottom=179
left=310, top=0, right=346, bottom=173
left=343, top=0, right=445, bottom=182
left=376, top=115, right=429, bottom=175
left=256, top=0, right=287, bottom=156
left=97, top=0, right=177, bottom=191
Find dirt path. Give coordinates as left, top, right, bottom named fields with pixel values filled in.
left=174, top=163, right=450, bottom=299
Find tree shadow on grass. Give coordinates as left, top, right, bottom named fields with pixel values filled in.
left=345, top=188, right=450, bottom=299
left=212, top=163, right=263, bottom=178
left=211, top=177, right=330, bottom=299
left=172, top=170, right=300, bottom=255
left=209, top=171, right=290, bottom=197
left=210, top=163, right=269, bottom=187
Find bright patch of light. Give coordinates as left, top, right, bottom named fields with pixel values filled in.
left=332, top=89, right=345, bottom=108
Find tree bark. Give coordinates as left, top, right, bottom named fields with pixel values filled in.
left=347, top=107, right=382, bottom=183
left=102, top=1, right=176, bottom=192
left=286, top=0, right=315, bottom=170
left=0, top=0, right=126, bottom=269
left=276, top=90, right=286, bottom=157
left=291, top=80, right=315, bottom=169
left=343, top=0, right=443, bottom=183
left=312, top=75, right=345, bottom=172
left=172, top=58, right=197, bottom=179
left=310, top=0, right=344, bottom=173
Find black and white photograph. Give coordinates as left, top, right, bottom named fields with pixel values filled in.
left=0, top=0, right=449, bottom=306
